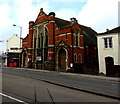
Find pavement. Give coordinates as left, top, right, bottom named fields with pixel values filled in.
left=2, top=67, right=120, bottom=100
left=11, top=67, right=120, bottom=82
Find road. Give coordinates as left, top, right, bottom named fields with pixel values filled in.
left=1, top=67, right=120, bottom=103
left=2, top=72, right=119, bottom=103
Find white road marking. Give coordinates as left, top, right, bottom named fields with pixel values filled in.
left=0, top=92, right=28, bottom=104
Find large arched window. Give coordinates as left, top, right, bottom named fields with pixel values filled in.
left=34, top=31, right=37, bottom=49
left=33, top=26, right=49, bottom=62
left=44, top=27, right=49, bottom=61
left=75, top=30, right=79, bottom=47
left=45, top=27, right=48, bottom=48
left=33, top=30, right=37, bottom=61
left=38, top=35, right=40, bottom=48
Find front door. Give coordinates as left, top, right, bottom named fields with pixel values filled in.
left=105, top=57, right=114, bottom=76
left=58, top=48, right=66, bottom=70
left=23, top=52, right=28, bottom=67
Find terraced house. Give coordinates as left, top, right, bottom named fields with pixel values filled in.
left=22, top=8, right=98, bottom=73
left=97, top=26, right=120, bottom=76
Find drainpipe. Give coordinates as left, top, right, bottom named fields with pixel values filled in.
left=70, top=28, right=74, bottom=70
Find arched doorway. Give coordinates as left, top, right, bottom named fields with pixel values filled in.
left=23, top=52, right=28, bottom=67
left=58, top=48, right=67, bottom=70
left=105, top=57, right=114, bottom=76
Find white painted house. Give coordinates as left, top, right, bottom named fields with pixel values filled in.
left=6, top=34, right=22, bottom=53
left=97, top=26, right=120, bottom=75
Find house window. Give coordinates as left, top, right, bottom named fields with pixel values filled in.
left=41, top=33, right=43, bottom=48
left=76, top=35, right=78, bottom=47
left=75, top=30, right=79, bottom=47
left=74, top=54, right=77, bottom=63
left=38, top=36, right=40, bottom=48
left=10, top=48, right=18, bottom=50
left=34, top=38, right=36, bottom=48
left=104, top=37, right=112, bottom=48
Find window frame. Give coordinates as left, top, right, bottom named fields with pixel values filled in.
left=104, top=37, right=113, bottom=49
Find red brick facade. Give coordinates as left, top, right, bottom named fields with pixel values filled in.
left=22, top=8, right=98, bottom=72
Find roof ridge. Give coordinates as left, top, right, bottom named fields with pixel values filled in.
left=55, top=17, right=71, bottom=28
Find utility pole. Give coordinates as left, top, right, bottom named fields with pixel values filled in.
left=13, top=24, right=22, bottom=67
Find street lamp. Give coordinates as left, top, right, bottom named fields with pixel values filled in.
left=0, top=40, right=3, bottom=42
left=13, top=24, right=22, bottom=67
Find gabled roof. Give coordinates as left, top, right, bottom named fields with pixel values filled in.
left=79, top=25, right=97, bottom=45
left=54, top=17, right=97, bottom=45
left=35, top=8, right=47, bottom=24
left=99, top=26, right=120, bottom=35
left=55, top=17, right=71, bottom=28
left=29, top=8, right=97, bottom=46
left=7, top=34, right=20, bottom=42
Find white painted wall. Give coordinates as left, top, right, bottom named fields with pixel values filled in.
left=97, top=33, right=119, bottom=74
left=6, top=34, right=22, bottom=53
left=118, top=33, right=120, bottom=64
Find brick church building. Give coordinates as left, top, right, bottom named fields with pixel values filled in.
left=22, top=8, right=98, bottom=73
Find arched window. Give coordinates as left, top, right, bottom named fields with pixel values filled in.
left=45, top=27, right=48, bottom=47
left=74, top=54, right=77, bottom=63
left=41, top=33, right=43, bottom=48
left=76, top=35, right=78, bottom=46
left=75, top=30, right=79, bottom=47
left=38, top=36, right=40, bottom=48
left=34, top=38, right=36, bottom=48
left=78, top=54, right=82, bottom=64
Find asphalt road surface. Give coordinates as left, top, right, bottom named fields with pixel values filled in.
left=1, top=68, right=119, bottom=97
left=1, top=68, right=119, bottom=103
left=2, top=73, right=119, bottom=103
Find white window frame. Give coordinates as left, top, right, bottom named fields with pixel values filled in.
left=104, top=37, right=113, bottom=48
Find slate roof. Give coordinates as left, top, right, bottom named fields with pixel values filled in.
left=55, top=17, right=71, bottom=28
left=99, top=26, right=120, bottom=35
left=79, top=25, right=97, bottom=45
left=55, top=17, right=97, bottom=45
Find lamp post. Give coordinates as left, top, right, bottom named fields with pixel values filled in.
left=13, top=24, right=22, bottom=67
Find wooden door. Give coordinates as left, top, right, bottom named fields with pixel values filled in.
left=58, top=48, right=66, bottom=70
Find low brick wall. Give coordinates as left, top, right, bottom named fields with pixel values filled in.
left=106, top=65, right=120, bottom=77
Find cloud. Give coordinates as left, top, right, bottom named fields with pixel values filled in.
left=77, top=0, right=119, bottom=33
left=0, top=0, right=50, bottom=38
left=0, top=3, right=12, bottom=39
left=0, top=0, right=49, bottom=51
left=0, top=0, right=119, bottom=51
left=33, top=0, right=87, bottom=2
left=55, top=8, right=78, bottom=20
left=10, top=0, right=50, bottom=38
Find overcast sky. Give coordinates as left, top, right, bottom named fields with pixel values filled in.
left=0, top=0, right=119, bottom=52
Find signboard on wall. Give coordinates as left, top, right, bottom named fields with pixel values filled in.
left=36, top=56, right=42, bottom=61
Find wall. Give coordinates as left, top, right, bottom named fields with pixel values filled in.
left=97, top=33, right=118, bottom=74
left=118, top=33, right=120, bottom=64
left=7, top=34, right=21, bottom=52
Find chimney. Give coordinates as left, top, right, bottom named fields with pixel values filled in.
left=29, top=21, right=34, bottom=29
left=106, top=29, right=109, bottom=32
left=70, top=17, right=77, bottom=24
left=49, top=12, right=55, bottom=16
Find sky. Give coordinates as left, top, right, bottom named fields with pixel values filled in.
left=0, top=0, right=119, bottom=52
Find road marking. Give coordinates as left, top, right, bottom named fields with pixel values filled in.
left=0, top=93, right=28, bottom=104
